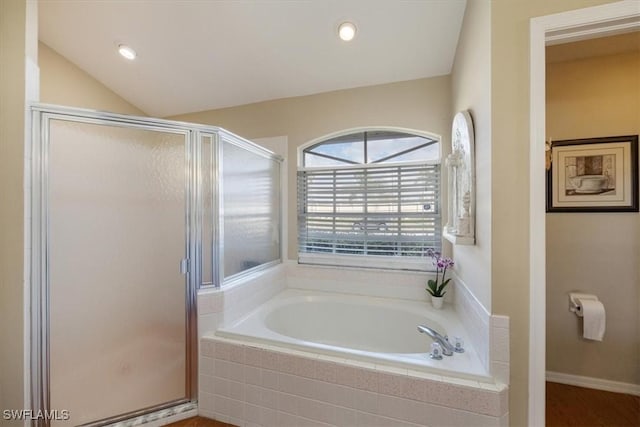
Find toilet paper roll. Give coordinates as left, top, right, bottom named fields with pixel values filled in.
left=577, top=298, right=606, bottom=341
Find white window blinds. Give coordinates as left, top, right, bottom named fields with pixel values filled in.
left=297, top=163, right=441, bottom=269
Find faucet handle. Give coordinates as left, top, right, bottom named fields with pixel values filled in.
left=430, top=342, right=443, bottom=360
left=453, top=336, right=465, bottom=353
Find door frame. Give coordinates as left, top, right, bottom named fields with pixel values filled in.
left=528, top=2, right=640, bottom=425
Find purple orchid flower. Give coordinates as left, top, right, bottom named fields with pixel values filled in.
left=426, top=249, right=454, bottom=298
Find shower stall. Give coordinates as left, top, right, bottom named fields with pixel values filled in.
left=30, top=105, right=282, bottom=426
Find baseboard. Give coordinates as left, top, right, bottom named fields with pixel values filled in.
left=546, top=371, right=640, bottom=396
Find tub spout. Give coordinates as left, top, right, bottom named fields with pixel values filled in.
left=417, top=325, right=454, bottom=356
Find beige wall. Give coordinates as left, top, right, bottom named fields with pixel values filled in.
left=490, top=0, right=617, bottom=425
left=39, top=42, right=144, bottom=116
left=0, top=0, right=37, bottom=419
left=170, top=77, right=453, bottom=261
left=450, top=0, right=492, bottom=310
left=546, top=50, right=640, bottom=385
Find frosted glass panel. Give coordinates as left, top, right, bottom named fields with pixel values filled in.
left=48, top=120, right=187, bottom=426
left=222, top=141, right=280, bottom=279
left=201, top=134, right=214, bottom=286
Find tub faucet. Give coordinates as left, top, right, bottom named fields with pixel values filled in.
left=417, top=325, right=454, bottom=356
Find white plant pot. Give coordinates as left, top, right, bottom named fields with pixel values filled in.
left=431, top=295, right=444, bottom=309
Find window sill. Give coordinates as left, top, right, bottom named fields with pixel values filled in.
left=298, top=253, right=434, bottom=273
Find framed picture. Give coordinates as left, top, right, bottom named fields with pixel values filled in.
left=546, top=135, right=638, bottom=212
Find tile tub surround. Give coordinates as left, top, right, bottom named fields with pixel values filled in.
left=452, top=273, right=510, bottom=385
left=197, top=264, right=287, bottom=338
left=284, top=261, right=448, bottom=303
left=199, top=337, right=508, bottom=427
left=452, top=273, right=490, bottom=372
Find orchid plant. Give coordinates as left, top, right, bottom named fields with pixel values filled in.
left=425, top=249, right=454, bottom=298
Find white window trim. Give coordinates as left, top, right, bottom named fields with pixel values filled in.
left=298, top=252, right=434, bottom=272
left=297, top=126, right=442, bottom=168
left=297, top=127, right=443, bottom=271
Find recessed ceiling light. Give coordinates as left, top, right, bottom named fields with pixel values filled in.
left=118, top=44, right=137, bottom=60
left=338, top=22, right=357, bottom=42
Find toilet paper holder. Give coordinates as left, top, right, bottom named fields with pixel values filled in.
left=569, top=293, right=599, bottom=317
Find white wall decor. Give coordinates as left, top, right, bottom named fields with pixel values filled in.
left=444, top=110, right=476, bottom=245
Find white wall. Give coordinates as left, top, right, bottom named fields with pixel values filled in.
left=546, top=48, right=640, bottom=386
left=450, top=0, right=492, bottom=311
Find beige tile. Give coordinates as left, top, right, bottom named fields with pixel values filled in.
left=356, top=411, right=383, bottom=427
left=211, top=293, right=224, bottom=313
left=377, top=414, right=424, bottom=427
left=214, top=377, right=244, bottom=401
left=200, top=356, right=214, bottom=376
left=199, top=391, right=215, bottom=412
left=214, top=341, right=230, bottom=360
left=245, top=346, right=262, bottom=367
left=198, top=312, right=221, bottom=336
left=499, top=412, right=509, bottom=426
left=261, top=387, right=279, bottom=410
left=378, top=372, right=407, bottom=398
left=306, top=378, right=334, bottom=403
left=491, top=326, right=510, bottom=363
left=261, top=407, right=278, bottom=427
left=377, top=395, right=412, bottom=423
left=244, top=365, right=262, bottom=386
left=278, top=372, right=302, bottom=394
left=328, top=383, right=356, bottom=409
left=197, top=294, right=214, bottom=315
left=499, top=388, right=509, bottom=416
left=296, top=377, right=322, bottom=400
left=297, top=397, right=336, bottom=425
left=296, top=356, right=317, bottom=379
left=214, top=359, right=245, bottom=383
left=314, top=359, right=338, bottom=383
left=261, top=368, right=279, bottom=390
left=491, top=361, right=509, bottom=385
left=351, top=388, right=378, bottom=413
left=334, top=363, right=358, bottom=387
left=353, top=367, right=378, bottom=393
left=276, top=411, right=299, bottom=427
left=491, top=315, right=509, bottom=329
left=245, top=384, right=261, bottom=405
left=262, top=349, right=280, bottom=371
left=244, top=403, right=261, bottom=425
left=278, top=392, right=299, bottom=415
left=403, top=377, right=426, bottom=402
left=201, top=340, right=216, bottom=357
left=200, top=374, right=215, bottom=394
left=334, top=406, right=357, bottom=427
left=213, top=395, right=244, bottom=421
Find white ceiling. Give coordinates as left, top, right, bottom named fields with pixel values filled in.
left=39, top=0, right=467, bottom=117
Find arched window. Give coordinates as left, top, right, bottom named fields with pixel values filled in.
left=298, top=129, right=441, bottom=271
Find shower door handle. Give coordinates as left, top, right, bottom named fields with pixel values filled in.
left=180, top=258, right=190, bottom=275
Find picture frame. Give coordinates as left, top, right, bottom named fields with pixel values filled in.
left=546, top=135, right=638, bottom=213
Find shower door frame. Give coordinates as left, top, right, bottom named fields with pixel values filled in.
left=30, top=104, right=206, bottom=426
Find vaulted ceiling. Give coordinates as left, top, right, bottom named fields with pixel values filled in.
left=39, top=0, right=467, bottom=117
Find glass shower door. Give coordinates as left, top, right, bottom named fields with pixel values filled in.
left=47, top=118, right=190, bottom=426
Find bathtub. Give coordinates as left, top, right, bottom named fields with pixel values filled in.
left=215, top=289, right=489, bottom=381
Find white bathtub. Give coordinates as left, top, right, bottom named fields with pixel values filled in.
left=215, top=289, right=490, bottom=381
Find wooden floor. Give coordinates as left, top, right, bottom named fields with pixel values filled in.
left=166, top=416, right=235, bottom=427
left=546, top=382, right=640, bottom=427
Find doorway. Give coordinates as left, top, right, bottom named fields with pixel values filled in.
left=544, top=31, right=640, bottom=426
left=529, top=3, right=640, bottom=425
